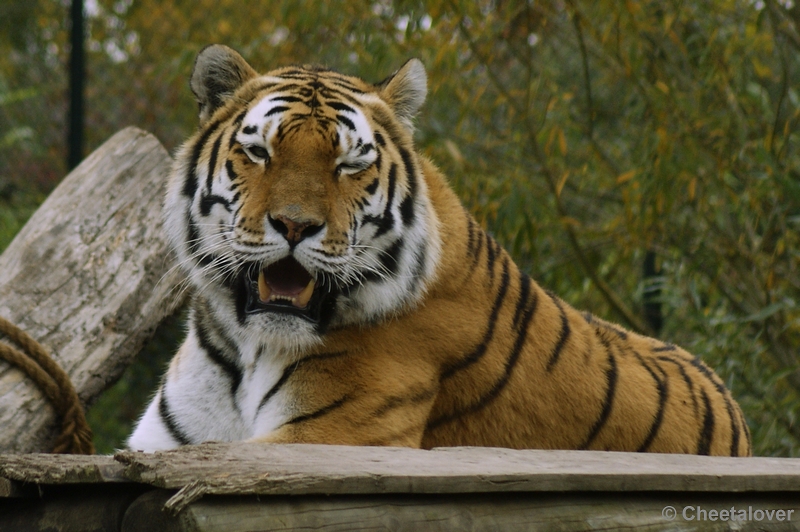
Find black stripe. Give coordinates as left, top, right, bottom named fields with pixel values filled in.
left=486, top=235, right=498, bottom=280
left=225, top=159, right=239, bottom=182
left=201, top=302, right=241, bottom=356
left=697, top=389, right=715, bottom=455
left=242, top=125, right=257, bottom=135
left=338, top=115, right=356, bottom=131
left=194, top=322, right=242, bottom=399
left=205, top=134, right=222, bottom=194
left=398, top=147, right=418, bottom=197
left=653, top=343, right=676, bottom=352
left=512, top=272, right=533, bottom=328
left=271, top=95, right=303, bottom=103
left=466, top=216, right=477, bottom=257
left=186, top=214, right=217, bottom=268
left=440, top=259, right=511, bottom=380
left=184, top=119, right=222, bottom=198
left=608, top=325, right=627, bottom=340
left=265, top=105, right=289, bottom=117
left=328, top=101, right=355, bottom=113
left=257, top=351, right=348, bottom=413
left=365, top=178, right=379, bottom=195
left=376, top=163, right=398, bottom=238
left=736, top=406, right=752, bottom=455
left=687, top=357, right=740, bottom=456
left=200, top=194, right=231, bottom=217
left=327, top=79, right=363, bottom=93
left=469, top=228, right=485, bottom=271
left=377, top=238, right=404, bottom=277
left=657, top=355, right=699, bottom=415
left=233, top=109, right=247, bottom=126
left=634, top=353, right=668, bottom=452
left=546, top=293, right=571, bottom=372
left=285, top=395, right=350, bottom=426
left=158, top=387, right=191, bottom=446
left=579, top=345, right=617, bottom=449
left=428, top=288, right=537, bottom=430
left=593, top=318, right=628, bottom=340
left=371, top=385, right=437, bottom=419
left=248, top=81, right=278, bottom=94
left=374, top=132, right=386, bottom=146
left=399, top=194, right=415, bottom=226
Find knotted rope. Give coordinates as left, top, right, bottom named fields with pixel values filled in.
left=0, top=316, right=94, bottom=454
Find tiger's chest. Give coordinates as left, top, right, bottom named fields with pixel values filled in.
left=168, top=320, right=299, bottom=443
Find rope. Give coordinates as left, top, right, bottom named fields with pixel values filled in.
left=0, top=316, right=94, bottom=454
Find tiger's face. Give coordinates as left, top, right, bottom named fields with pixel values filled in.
left=165, top=45, right=441, bottom=351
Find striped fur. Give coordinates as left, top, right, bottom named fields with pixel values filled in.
left=128, top=45, right=750, bottom=456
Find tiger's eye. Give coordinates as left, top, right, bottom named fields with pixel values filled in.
left=246, top=145, right=270, bottom=161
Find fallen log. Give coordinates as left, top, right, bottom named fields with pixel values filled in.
left=0, top=127, right=186, bottom=453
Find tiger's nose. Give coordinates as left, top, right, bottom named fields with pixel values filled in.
left=268, top=214, right=324, bottom=245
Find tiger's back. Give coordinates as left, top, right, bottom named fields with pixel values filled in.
left=127, top=45, right=750, bottom=456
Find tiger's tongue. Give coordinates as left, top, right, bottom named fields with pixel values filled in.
left=257, top=257, right=315, bottom=309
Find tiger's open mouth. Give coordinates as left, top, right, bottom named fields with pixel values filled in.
left=242, top=256, right=334, bottom=325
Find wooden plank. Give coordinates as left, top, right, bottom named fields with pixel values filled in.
left=122, top=491, right=800, bottom=532
left=0, top=476, right=27, bottom=498
left=0, top=127, right=186, bottom=453
left=0, top=453, right=124, bottom=485
left=114, top=442, right=800, bottom=512
left=3, top=442, right=799, bottom=499
left=0, top=484, right=148, bottom=532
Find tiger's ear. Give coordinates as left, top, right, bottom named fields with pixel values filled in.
left=378, top=58, right=427, bottom=131
left=190, top=44, right=258, bottom=125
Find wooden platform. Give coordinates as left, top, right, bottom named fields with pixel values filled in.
left=1, top=443, right=800, bottom=531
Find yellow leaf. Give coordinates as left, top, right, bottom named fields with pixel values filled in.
left=556, top=171, right=570, bottom=197
left=655, top=80, right=669, bottom=94
left=616, top=170, right=636, bottom=184
left=752, top=58, right=772, bottom=79
left=688, top=177, right=697, bottom=201
left=217, top=20, right=232, bottom=36
left=558, top=128, right=567, bottom=156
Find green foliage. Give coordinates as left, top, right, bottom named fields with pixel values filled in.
left=1, top=0, right=799, bottom=455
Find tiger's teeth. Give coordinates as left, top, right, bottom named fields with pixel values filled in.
left=294, top=279, right=316, bottom=309
left=258, top=270, right=271, bottom=302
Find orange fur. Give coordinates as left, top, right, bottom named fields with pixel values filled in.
left=254, top=158, right=750, bottom=455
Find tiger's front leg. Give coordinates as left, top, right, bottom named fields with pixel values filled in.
left=249, top=349, right=440, bottom=448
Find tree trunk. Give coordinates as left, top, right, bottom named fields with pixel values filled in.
left=0, top=127, right=185, bottom=453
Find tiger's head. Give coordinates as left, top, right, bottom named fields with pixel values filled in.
left=165, top=45, right=441, bottom=351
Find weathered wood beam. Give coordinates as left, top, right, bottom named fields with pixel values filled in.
left=4, top=443, right=800, bottom=500
left=4, top=443, right=800, bottom=530
left=114, top=442, right=800, bottom=509
left=122, top=491, right=800, bottom=532
left=0, top=127, right=185, bottom=453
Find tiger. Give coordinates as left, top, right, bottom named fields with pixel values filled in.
left=127, top=44, right=751, bottom=456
